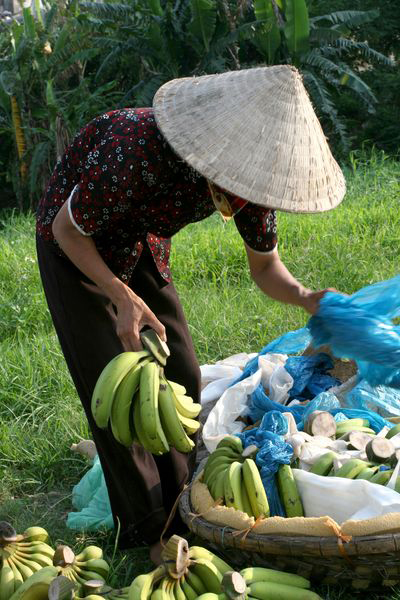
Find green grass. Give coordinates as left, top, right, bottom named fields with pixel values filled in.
left=1, top=150, right=400, bottom=599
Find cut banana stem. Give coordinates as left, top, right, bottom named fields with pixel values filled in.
left=53, top=546, right=75, bottom=568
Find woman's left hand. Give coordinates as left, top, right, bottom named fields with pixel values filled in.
left=300, top=288, right=339, bottom=315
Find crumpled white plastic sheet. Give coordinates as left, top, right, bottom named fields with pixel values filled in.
left=201, top=370, right=261, bottom=452
left=293, top=468, right=400, bottom=523
left=201, top=352, right=295, bottom=452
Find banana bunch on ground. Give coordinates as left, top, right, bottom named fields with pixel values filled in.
left=52, top=545, right=109, bottom=594
left=202, top=437, right=270, bottom=519
left=6, top=566, right=62, bottom=600
left=0, top=523, right=55, bottom=600
left=91, top=330, right=201, bottom=454
left=129, top=536, right=321, bottom=600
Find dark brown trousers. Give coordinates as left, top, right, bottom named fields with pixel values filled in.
left=36, top=236, right=200, bottom=547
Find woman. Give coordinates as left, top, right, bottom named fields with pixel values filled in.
left=36, top=65, right=345, bottom=563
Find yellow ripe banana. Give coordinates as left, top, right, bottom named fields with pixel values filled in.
left=188, top=548, right=231, bottom=575
left=7, top=566, right=59, bottom=600
left=172, top=579, right=186, bottom=600
left=158, top=379, right=194, bottom=453
left=139, top=362, right=169, bottom=454
left=6, top=558, right=23, bottom=592
left=171, top=391, right=201, bottom=420
left=0, top=558, right=15, bottom=600
left=223, top=462, right=245, bottom=512
left=240, top=566, right=310, bottom=589
left=242, top=459, right=270, bottom=519
left=167, top=380, right=186, bottom=396
left=12, top=543, right=54, bottom=560
left=8, top=555, right=42, bottom=575
left=276, top=464, right=304, bottom=518
left=8, top=557, right=34, bottom=582
left=176, top=414, right=200, bottom=436
left=74, top=547, right=103, bottom=563
left=12, top=551, right=53, bottom=568
left=21, top=528, right=49, bottom=544
left=190, top=559, right=222, bottom=595
left=74, top=558, right=109, bottom=579
left=92, top=351, right=150, bottom=428
left=129, top=565, right=166, bottom=600
left=111, top=361, right=149, bottom=446
left=149, top=591, right=163, bottom=600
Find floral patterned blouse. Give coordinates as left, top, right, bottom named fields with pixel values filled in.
left=36, top=108, right=277, bottom=284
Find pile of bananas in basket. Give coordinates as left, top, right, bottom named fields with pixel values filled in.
left=201, top=436, right=304, bottom=519
left=91, top=330, right=201, bottom=454
left=308, top=415, right=400, bottom=485
left=129, top=535, right=322, bottom=600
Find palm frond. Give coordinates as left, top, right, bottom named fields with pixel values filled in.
left=332, top=39, right=394, bottom=66
left=79, top=1, right=145, bottom=23
left=310, top=10, right=380, bottom=29
left=302, top=69, right=349, bottom=151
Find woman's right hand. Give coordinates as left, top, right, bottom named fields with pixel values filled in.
left=114, top=287, right=166, bottom=351
left=52, top=201, right=166, bottom=351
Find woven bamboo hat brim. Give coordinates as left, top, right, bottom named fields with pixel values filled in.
left=153, top=65, right=346, bottom=213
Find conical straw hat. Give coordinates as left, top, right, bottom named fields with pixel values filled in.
left=153, top=65, right=346, bottom=213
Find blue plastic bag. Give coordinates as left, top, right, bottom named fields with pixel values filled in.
left=67, top=456, right=114, bottom=532
left=285, top=354, right=341, bottom=399
left=238, top=413, right=293, bottom=516
left=346, top=379, right=400, bottom=418
left=235, top=327, right=311, bottom=384
left=308, top=275, right=400, bottom=388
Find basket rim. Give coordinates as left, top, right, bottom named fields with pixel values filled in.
left=180, top=481, right=400, bottom=558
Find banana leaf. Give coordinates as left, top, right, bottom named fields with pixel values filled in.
left=253, top=0, right=281, bottom=64
left=23, top=7, right=36, bottom=42
left=284, top=0, right=309, bottom=57
left=188, top=0, right=217, bottom=53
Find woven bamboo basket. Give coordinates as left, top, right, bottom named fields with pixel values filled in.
left=179, top=483, right=400, bottom=590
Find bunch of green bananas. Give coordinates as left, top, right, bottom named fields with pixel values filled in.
left=129, top=536, right=322, bottom=600
left=0, top=524, right=55, bottom=600
left=202, top=437, right=270, bottom=519
left=91, top=350, right=201, bottom=454
left=52, top=545, right=109, bottom=594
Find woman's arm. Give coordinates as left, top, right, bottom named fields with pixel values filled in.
left=52, top=201, right=166, bottom=350
left=244, top=244, right=330, bottom=315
